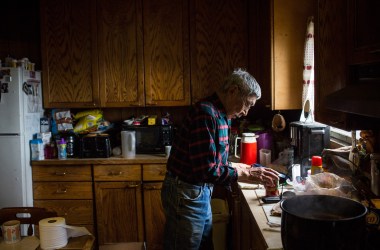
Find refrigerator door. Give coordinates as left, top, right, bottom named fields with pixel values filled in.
left=0, top=135, right=24, bottom=208
left=0, top=68, right=22, bottom=134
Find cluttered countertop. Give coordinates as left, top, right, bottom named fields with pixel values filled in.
left=237, top=164, right=380, bottom=250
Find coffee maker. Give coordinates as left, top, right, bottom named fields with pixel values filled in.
left=290, top=121, right=330, bottom=176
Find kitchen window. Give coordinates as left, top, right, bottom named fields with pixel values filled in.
left=329, top=126, right=360, bottom=148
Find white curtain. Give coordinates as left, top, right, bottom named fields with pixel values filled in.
left=299, top=16, right=314, bottom=123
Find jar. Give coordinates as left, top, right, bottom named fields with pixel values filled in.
left=265, top=179, right=279, bottom=197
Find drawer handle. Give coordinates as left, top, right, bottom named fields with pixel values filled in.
left=108, top=171, right=123, bottom=176
left=56, top=188, right=67, bottom=194
left=159, top=171, right=166, bottom=176
left=126, top=184, right=139, bottom=188
left=144, top=185, right=160, bottom=190
left=55, top=171, right=68, bottom=176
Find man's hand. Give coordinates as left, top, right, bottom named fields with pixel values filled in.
left=233, top=162, right=279, bottom=186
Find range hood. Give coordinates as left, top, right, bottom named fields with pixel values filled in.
left=325, top=83, right=380, bottom=119
left=325, top=63, right=380, bottom=119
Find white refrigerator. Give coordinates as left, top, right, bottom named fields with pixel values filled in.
left=0, top=67, right=43, bottom=208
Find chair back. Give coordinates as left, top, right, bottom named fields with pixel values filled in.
left=0, top=207, right=57, bottom=236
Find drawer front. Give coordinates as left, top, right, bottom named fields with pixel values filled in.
left=32, top=165, right=92, bottom=181
left=34, top=200, right=94, bottom=225
left=143, top=164, right=166, bottom=181
left=33, top=182, right=93, bottom=199
left=93, top=165, right=141, bottom=181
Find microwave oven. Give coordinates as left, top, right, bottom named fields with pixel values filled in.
left=122, top=125, right=173, bottom=154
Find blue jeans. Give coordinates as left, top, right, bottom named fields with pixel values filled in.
left=161, top=173, right=214, bottom=250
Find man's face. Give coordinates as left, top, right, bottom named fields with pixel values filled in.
left=225, top=86, right=257, bottom=119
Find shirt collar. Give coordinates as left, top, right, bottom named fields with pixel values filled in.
left=208, top=93, right=230, bottom=124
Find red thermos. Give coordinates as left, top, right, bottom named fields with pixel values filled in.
left=234, top=132, right=258, bottom=165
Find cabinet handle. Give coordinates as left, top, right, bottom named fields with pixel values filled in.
left=159, top=171, right=166, bottom=176
left=108, top=171, right=123, bottom=176
left=54, top=171, right=68, bottom=176
left=126, top=184, right=139, bottom=188
left=144, top=185, right=160, bottom=190
left=56, top=188, right=67, bottom=194
left=369, top=49, right=380, bottom=54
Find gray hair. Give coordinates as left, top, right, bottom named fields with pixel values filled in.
left=222, top=68, right=261, bottom=99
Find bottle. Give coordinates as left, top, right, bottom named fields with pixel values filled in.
left=57, top=138, right=67, bottom=159
left=66, top=134, right=76, bottom=158
left=311, top=156, right=323, bottom=175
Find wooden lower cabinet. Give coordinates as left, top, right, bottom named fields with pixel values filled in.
left=142, top=164, right=166, bottom=250
left=93, top=164, right=144, bottom=245
left=32, top=162, right=167, bottom=249
left=95, top=181, right=144, bottom=245
left=32, top=165, right=95, bottom=234
left=239, top=190, right=267, bottom=250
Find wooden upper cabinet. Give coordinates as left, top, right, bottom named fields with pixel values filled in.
left=347, top=0, right=380, bottom=65
left=143, top=0, right=191, bottom=106
left=97, top=0, right=145, bottom=107
left=315, top=0, right=348, bottom=130
left=40, top=0, right=100, bottom=108
left=190, top=0, right=249, bottom=104
left=270, top=0, right=317, bottom=110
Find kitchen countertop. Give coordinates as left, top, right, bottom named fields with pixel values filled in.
left=31, top=154, right=168, bottom=165
left=240, top=186, right=284, bottom=250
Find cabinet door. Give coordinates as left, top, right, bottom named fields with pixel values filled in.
left=347, top=0, right=380, bottom=64
left=143, top=182, right=165, bottom=250
left=95, top=182, right=144, bottom=245
left=270, top=0, right=317, bottom=110
left=190, top=0, right=249, bottom=103
left=315, top=0, right=348, bottom=129
left=40, top=0, right=99, bottom=108
left=143, top=0, right=191, bottom=106
left=97, top=0, right=145, bottom=107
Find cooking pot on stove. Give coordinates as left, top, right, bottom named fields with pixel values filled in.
left=280, top=195, right=367, bottom=250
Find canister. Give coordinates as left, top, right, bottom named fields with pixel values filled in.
left=2, top=220, right=21, bottom=244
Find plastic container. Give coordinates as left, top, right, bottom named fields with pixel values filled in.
left=211, top=199, right=229, bottom=250
left=30, top=139, right=44, bottom=160
left=311, top=156, right=323, bottom=175
left=57, top=138, right=67, bottom=159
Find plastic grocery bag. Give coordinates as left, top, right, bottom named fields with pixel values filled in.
left=304, top=172, right=354, bottom=197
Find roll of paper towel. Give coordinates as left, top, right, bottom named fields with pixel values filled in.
left=39, top=217, right=91, bottom=250
left=39, top=217, right=68, bottom=250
